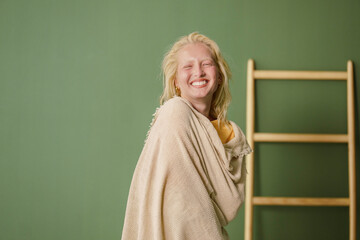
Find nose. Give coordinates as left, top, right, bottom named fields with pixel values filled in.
left=193, top=63, right=205, bottom=77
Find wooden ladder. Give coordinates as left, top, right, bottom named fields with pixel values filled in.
left=244, top=59, right=356, bottom=240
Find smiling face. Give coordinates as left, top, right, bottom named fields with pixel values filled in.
left=175, top=43, right=220, bottom=106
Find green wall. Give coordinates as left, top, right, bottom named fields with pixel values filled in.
left=0, top=0, right=359, bottom=239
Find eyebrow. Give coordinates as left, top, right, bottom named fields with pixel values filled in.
left=181, top=58, right=214, bottom=64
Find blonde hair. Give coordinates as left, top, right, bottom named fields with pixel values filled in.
left=160, top=32, right=232, bottom=124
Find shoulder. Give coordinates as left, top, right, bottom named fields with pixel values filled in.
left=156, top=97, right=193, bottom=122
left=225, top=120, right=253, bottom=157
left=228, top=121, right=247, bottom=143
left=150, top=97, right=194, bottom=133
left=160, top=97, right=193, bottom=116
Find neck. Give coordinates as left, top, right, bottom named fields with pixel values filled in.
left=185, top=98, right=213, bottom=120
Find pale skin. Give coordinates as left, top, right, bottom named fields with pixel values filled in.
left=175, top=43, right=221, bottom=120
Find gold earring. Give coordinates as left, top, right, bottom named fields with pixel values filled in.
left=175, top=86, right=181, bottom=96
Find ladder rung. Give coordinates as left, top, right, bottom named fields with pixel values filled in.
left=253, top=70, right=348, bottom=80
left=253, top=197, right=350, bottom=206
left=254, top=133, right=348, bottom=143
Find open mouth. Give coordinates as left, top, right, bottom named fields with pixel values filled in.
left=191, top=80, right=208, bottom=86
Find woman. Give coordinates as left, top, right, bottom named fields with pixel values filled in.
left=122, top=32, right=252, bottom=240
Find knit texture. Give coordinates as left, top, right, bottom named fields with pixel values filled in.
left=122, top=97, right=252, bottom=240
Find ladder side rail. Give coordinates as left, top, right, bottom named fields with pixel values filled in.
left=245, top=59, right=255, bottom=240
left=347, top=60, right=356, bottom=240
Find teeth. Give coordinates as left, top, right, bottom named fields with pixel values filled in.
left=191, top=80, right=207, bottom=86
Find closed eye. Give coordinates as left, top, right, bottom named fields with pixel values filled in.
left=203, top=61, right=214, bottom=67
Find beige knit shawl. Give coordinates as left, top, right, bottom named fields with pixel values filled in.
left=122, top=97, right=252, bottom=240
